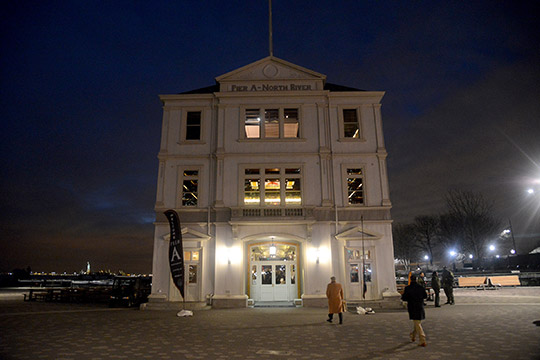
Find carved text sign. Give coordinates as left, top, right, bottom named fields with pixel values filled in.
left=230, top=84, right=312, bottom=92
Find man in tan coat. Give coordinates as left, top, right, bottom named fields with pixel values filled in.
left=326, top=276, right=344, bottom=324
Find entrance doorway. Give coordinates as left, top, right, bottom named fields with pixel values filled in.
left=249, top=243, right=298, bottom=302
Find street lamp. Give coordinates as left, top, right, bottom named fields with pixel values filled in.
left=489, top=245, right=495, bottom=251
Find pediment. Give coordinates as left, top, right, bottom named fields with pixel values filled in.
left=216, top=56, right=326, bottom=92
left=335, top=226, right=381, bottom=241
left=163, top=227, right=211, bottom=242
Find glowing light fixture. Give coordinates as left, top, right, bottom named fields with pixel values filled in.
left=269, top=237, right=276, bottom=256
left=489, top=245, right=495, bottom=251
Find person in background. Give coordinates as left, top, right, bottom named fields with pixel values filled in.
left=401, top=274, right=428, bottom=347
left=431, top=271, right=441, bottom=307
left=326, top=276, right=344, bottom=324
left=442, top=266, right=455, bottom=305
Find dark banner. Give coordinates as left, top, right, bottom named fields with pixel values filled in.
left=164, top=210, right=184, bottom=299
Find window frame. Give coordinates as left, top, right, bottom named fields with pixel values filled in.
left=179, top=109, right=205, bottom=144
left=337, top=106, right=365, bottom=142
left=177, top=166, right=202, bottom=208
left=342, top=164, right=367, bottom=206
left=345, top=247, right=373, bottom=286
left=240, top=106, right=302, bottom=140
left=184, top=248, right=201, bottom=285
left=240, top=165, right=303, bottom=207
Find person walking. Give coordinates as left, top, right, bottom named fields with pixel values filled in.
left=401, top=274, right=428, bottom=347
left=431, top=271, right=441, bottom=307
left=441, top=266, right=455, bottom=305
left=326, top=276, right=344, bottom=324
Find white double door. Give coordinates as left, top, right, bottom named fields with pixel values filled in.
left=252, top=261, right=296, bottom=302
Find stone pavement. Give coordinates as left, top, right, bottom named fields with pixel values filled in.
left=1, top=288, right=539, bottom=360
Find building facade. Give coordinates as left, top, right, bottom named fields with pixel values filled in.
left=149, top=56, right=399, bottom=309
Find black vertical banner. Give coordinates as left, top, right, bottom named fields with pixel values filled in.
left=164, top=210, right=184, bottom=299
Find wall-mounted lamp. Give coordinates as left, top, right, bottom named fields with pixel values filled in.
left=316, top=249, right=321, bottom=264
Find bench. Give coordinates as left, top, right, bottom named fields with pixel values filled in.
left=458, top=276, right=486, bottom=288
left=489, top=275, right=520, bottom=287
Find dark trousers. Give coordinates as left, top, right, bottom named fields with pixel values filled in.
left=433, top=289, right=440, bottom=306
left=443, top=286, right=454, bottom=304
left=328, top=313, right=343, bottom=323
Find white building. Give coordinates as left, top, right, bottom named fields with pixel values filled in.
left=149, top=56, right=399, bottom=309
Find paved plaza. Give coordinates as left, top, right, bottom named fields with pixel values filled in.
left=1, top=287, right=539, bottom=360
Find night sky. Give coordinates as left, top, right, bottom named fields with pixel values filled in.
left=1, top=1, right=539, bottom=274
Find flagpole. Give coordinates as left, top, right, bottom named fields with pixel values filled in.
left=268, top=0, right=273, bottom=56
left=361, top=215, right=366, bottom=308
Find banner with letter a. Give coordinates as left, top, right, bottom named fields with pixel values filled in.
left=164, top=210, right=184, bottom=299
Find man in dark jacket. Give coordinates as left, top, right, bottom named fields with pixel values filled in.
left=441, top=267, right=455, bottom=304
left=431, top=271, right=441, bottom=307
left=401, top=275, right=428, bottom=347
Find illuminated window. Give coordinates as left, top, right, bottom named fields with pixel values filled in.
left=346, top=168, right=364, bottom=205
left=349, top=263, right=359, bottom=283
left=264, top=109, right=279, bottom=138
left=284, top=109, right=299, bottom=138
left=182, top=170, right=198, bottom=206
left=345, top=248, right=370, bottom=261
left=243, top=167, right=301, bottom=206
left=244, top=107, right=300, bottom=139
left=188, top=265, right=197, bottom=284
left=245, top=109, right=261, bottom=138
left=265, top=178, right=281, bottom=205
left=185, top=111, right=201, bottom=140
left=343, top=109, right=360, bottom=138
left=251, top=265, right=257, bottom=285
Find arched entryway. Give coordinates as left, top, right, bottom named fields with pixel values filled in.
left=248, top=242, right=300, bottom=302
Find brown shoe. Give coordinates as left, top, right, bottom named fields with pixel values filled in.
left=418, top=342, right=427, bottom=347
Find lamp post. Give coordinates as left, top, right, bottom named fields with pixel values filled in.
left=507, top=219, right=517, bottom=255
left=449, top=250, right=457, bottom=272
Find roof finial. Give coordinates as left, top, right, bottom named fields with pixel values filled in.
left=268, top=0, right=273, bottom=57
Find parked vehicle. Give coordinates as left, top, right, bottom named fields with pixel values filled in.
left=109, top=276, right=151, bottom=307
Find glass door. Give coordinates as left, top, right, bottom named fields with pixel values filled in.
left=249, top=243, right=298, bottom=302
left=260, top=265, right=274, bottom=301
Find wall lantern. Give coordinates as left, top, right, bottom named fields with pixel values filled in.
left=269, top=237, right=276, bottom=257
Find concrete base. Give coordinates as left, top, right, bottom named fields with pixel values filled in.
left=142, top=293, right=209, bottom=311
left=301, top=294, right=327, bottom=308
left=346, top=293, right=403, bottom=311
left=211, top=294, right=248, bottom=309
left=301, top=292, right=403, bottom=310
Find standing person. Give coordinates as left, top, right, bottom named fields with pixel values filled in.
left=401, top=275, right=428, bottom=347
left=441, top=266, right=455, bottom=305
left=326, top=276, right=344, bottom=324
left=431, top=271, right=441, bottom=307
